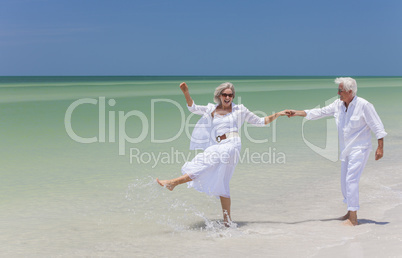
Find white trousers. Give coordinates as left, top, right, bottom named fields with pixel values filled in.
left=340, top=148, right=371, bottom=211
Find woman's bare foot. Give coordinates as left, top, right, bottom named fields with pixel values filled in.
left=223, top=215, right=236, bottom=228
left=156, top=178, right=176, bottom=191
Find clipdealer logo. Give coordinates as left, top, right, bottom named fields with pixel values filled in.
left=64, top=96, right=278, bottom=154
left=129, top=147, right=286, bottom=168
left=64, top=96, right=338, bottom=165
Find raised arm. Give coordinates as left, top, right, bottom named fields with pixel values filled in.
left=179, top=82, right=194, bottom=107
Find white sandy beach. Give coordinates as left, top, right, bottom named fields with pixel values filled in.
left=1, top=76, right=401, bottom=257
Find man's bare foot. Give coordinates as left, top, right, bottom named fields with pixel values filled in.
left=339, top=211, right=350, bottom=220
left=342, top=211, right=358, bottom=226
left=156, top=178, right=175, bottom=191
left=343, top=218, right=359, bottom=226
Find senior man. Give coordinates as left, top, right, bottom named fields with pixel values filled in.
left=288, top=77, right=387, bottom=226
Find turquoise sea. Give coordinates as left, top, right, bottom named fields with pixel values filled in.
left=1, top=76, right=402, bottom=257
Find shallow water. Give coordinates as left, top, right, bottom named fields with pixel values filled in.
left=1, top=76, right=401, bottom=257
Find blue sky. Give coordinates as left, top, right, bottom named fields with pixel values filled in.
left=1, top=0, right=401, bottom=76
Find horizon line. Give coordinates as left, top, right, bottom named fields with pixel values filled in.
left=1, top=75, right=402, bottom=77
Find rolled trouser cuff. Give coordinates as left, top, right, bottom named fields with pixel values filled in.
left=347, top=206, right=359, bottom=211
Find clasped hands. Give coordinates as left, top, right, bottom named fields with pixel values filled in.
left=277, top=110, right=297, bottom=117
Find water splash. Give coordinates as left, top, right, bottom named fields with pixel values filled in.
left=124, top=176, right=242, bottom=238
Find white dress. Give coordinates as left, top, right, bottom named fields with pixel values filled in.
left=182, top=102, right=265, bottom=198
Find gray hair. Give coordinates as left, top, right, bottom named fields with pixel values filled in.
left=214, top=82, right=235, bottom=104
left=335, top=77, right=357, bottom=96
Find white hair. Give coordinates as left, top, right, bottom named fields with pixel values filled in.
left=213, top=82, right=235, bottom=104
left=335, top=77, right=357, bottom=96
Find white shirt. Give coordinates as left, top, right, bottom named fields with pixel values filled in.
left=305, top=96, right=387, bottom=161
left=188, top=102, right=265, bottom=150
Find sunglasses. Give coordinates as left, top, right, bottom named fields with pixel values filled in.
left=221, top=93, right=234, bottom=98
left=338, top=89, right=345, bottom=93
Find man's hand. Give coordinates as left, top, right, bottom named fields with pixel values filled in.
left=375, top=138, right=384, bottom=160
left=285, top=110, right=296, bottom=117
left=375, top=147, right=383, bottom=160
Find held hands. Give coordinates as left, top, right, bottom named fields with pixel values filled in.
left=277, top=110, right=296, bottom=117
left=277, top=110, right=293, bottom=116
left=265, top=110, right=296, bottom=125
left=285, top=110, right=297, bottom=117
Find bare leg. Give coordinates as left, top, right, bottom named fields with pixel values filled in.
left=220, top=196, right=231, bottom=226
left=343, top=211, right=358, bottom=226
left=156, top=174, right=192, bottom=191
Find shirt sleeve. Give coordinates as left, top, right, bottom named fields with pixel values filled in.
left=242, top=105, right=265, bottom=127
left=187, top=102, right=209, bottom=115
left=305, top=100, right=338, bottom=120
left=363, top=103, right=387, bottom=139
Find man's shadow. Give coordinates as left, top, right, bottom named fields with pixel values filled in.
left=190, top=218, right=389, bottom=229
left=234, top=218, right=389, bottom=227
left=357, top=219, right=389, bottom=225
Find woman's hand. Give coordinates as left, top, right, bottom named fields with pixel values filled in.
left=179, top=82, right=193, bottom=106
left=179, top=82, right=189, bottom=93
left=265, top=110, right=288, bottom=124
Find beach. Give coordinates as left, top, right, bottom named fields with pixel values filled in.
left=1, top=76, right=401, bottom=257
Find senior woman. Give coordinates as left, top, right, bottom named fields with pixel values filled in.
left=157, top=82, right=288, bottom=225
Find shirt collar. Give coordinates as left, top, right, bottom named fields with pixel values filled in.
left=210, top=102, right=237, bottom=114
left=342, top=95, right=357, bottom=107
left=349, top=95, right=357, bottom=107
